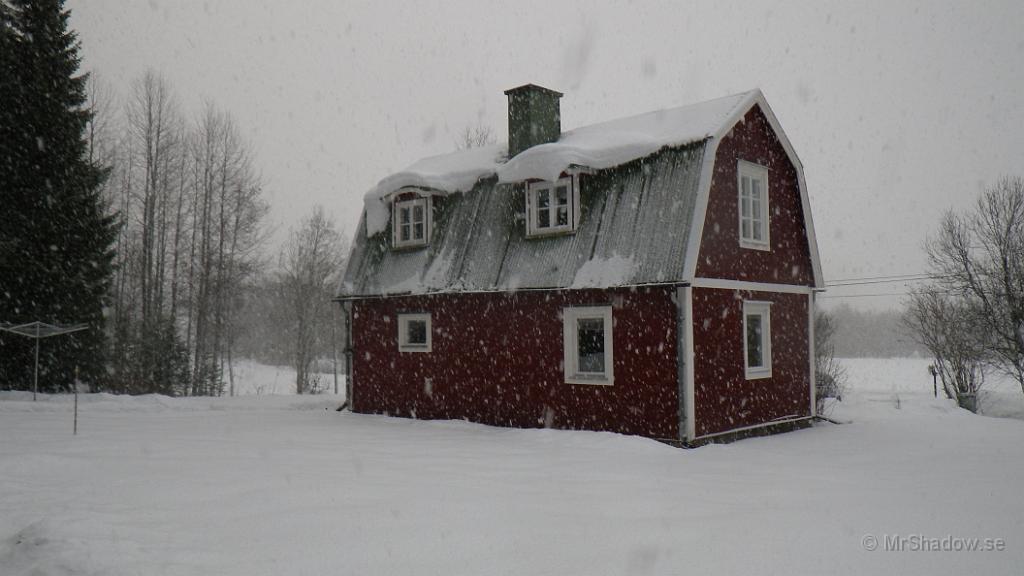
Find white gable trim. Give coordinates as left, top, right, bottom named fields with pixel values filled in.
left=682, top=90, right=824, bottom=288
left=691, top=278, right=812, bottom=294
left=683, top=136, right=722, bottom=287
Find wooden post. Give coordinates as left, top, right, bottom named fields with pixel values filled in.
left=33, top=324, right=40, bottom=401
left=74, top=365, right=79, bottom=435
left=332, top=305, right=339, bottom=395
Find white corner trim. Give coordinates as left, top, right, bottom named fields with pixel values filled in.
left=690, top=278, right=812, bottom=294
left=808, top=292, right=817, bottom=418
left=683, top=90, right=824, bottom=289
left=684, top=286, right=696, bottom=441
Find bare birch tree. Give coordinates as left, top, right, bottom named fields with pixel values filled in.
left=905, top=287, right=989, bottom=404
left=113, top=70, right=190, bottom=394
left=455, top=124, right=496, bottom=150
left=91, top=71, right=267, bottom=396
left=186, top=103, right=267, bottom=396
left=85, top=72, right=118, bottom=172
left=279, top=206, right=347, bottom=394
left=921, top=177, right=1024, bottom=393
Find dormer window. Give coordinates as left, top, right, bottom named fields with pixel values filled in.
left=526, top=176, right=578, bottom=237
left=738, top=161, right=769, bottom=250
left=393, top=196, right=430, bottom=249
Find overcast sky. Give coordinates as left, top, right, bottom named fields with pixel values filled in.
left=68, top=0, right=1024, bottom=309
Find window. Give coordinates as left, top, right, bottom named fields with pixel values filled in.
left=398, top=313, right=431, bottom=352
left=743, top=301, right=772, bottom=379
left=563, top=306, right=614, bottom=385
left=527, top=176, right=577, bottom=236
left=738, top=161, right=769, bottom=250
left=393, top=197, right=430, bottom=248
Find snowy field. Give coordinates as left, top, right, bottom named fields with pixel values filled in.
left=2, top=359, right=1023, bottom=575
left=222, top=360, right=343, bottom=396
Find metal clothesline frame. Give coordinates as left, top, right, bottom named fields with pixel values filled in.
left=0, top=321, right=89, bottom=401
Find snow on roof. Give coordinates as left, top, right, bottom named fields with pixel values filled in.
left=343, top=145, right=705, bottom=297
left=363, top=89, right=757, bottom=236
left=363, top=144, right=506, bottom=236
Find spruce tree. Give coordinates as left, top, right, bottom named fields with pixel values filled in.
left=0, top=0, right=116, bottom=391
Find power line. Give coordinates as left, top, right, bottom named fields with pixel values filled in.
left=825, top=272, right=956, bottom=288
left=819, top=292, right=910, bottom=299
left=826, top=272, right=931, bottom=284
left=827, top=277, right=931, bottom=288
left=821, top=287, right=962, bottom=299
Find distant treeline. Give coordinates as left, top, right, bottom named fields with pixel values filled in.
left=92, top=71, right=348, bottom=396
left=825, top=304, right=926, bottom=359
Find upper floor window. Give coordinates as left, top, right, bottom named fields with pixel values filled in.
left=738, top=161, right=769, bottom=250
left=393, top=196, right=430, bottom=249
left=527, top=176, right=577, bottom=237
left=743, top=301, right=772, bottom=379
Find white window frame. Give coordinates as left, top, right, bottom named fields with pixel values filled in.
left=393, top=196, right=430, bottom=249
left=562, top=306, right=614, bottom=385
left=743, top=301, right=772, bottom=379
left=526, top=176, right=578, bottom=237
left=397, top=313, right=432, bottom=353
left=737, top=160, right=770, bottom=251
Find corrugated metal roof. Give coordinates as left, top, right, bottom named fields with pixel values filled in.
left=339, top=143, right=706, bottom=297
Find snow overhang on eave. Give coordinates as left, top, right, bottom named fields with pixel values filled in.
left=380, top=185, right=446, bottom=203
left=361, top=90, right=757, bottom=239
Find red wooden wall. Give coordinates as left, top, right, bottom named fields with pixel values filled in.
left=689, top=102, right=815, bottom=438
left=691, top=288, right=811, bottom=438
left=351, top=287, right=680, bottom=439
left=697, top=105, right=815, bottom=285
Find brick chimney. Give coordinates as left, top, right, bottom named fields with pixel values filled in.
left=504, top=84, right=563, bottom=158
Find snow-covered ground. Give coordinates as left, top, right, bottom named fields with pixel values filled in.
left=2, top=359, right=1023, bottom=575
left=223, top=359, right=343, bottom=396
left=838, top=356, right=1024, bottom=420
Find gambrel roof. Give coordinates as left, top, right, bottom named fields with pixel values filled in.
left=339, top=89, right=822, bottom=298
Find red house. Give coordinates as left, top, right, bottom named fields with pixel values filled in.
left=337, top=85, right=823, bottom=445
